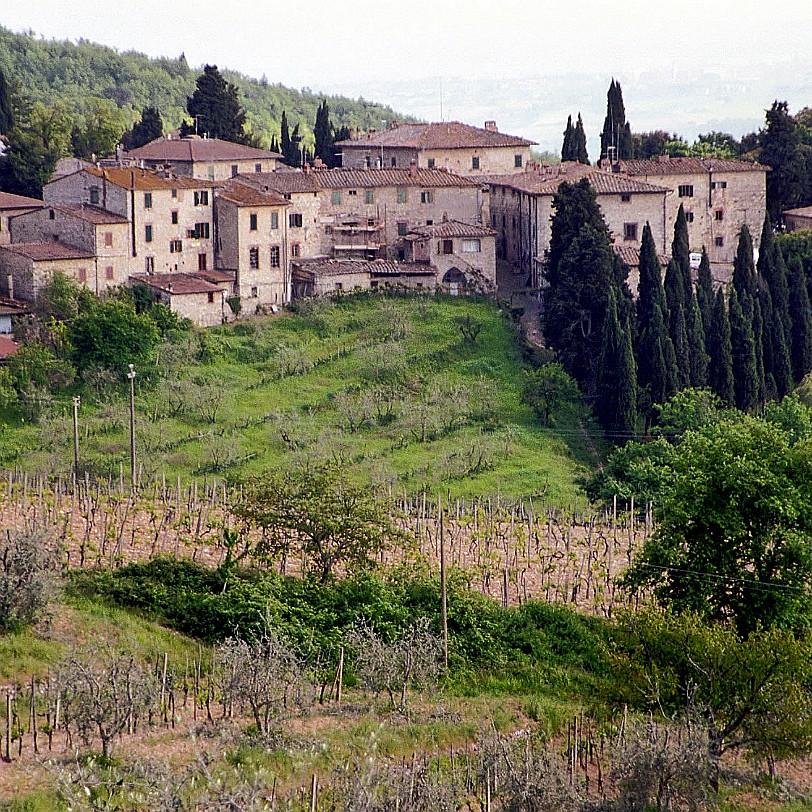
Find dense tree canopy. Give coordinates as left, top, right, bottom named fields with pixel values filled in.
left=181, top=65, right=247, bottom=143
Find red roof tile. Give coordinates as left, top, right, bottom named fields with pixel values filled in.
left=1, top=241, right=94, bottom=261
left=613, top=245, right=669, bottom=268
left=312, top=167, right=482, bottom=189
left=337, top=122, right=536, bottom=150
left=292, top=258, right=435, bottom=278
left=82, top=167, right=221, bottom=190
left=131, top=272, right=226, bottom=295
left=218, top=180, right=290, bottom=207
left=0, top=336, right=19, bottom=358
left=486, top=162, right=668, bottom=195
left=618, top=156, right=768, bottom=176
left=125, top=136, right=282, bottom=163
left=406, top=219, right=496, bottom=239
left=53, top=204, right=129, bottom=225
left=0, top=191, right=43, bottom=210
left=783, top=206, right=812, bottom=218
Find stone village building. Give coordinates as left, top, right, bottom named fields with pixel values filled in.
left=0, top=191, right=43, bottom=246
left=337, top=120, right=536, bottom=177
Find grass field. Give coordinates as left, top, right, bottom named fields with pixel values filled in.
left=0, top=294, right=595, bottom=504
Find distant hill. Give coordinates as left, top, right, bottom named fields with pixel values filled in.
left=0, top=26, right=417, bottom=149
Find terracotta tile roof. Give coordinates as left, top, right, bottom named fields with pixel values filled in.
left=124, top=136, right=282, bottom=163
left=337, top=121, right=536, bottom=150
left=130, top=272, right=226, bottom=295
left=242, top=171, right=322, bottom=194
left=218, top=180, right=290, bottom=207
left=783, top=206, right=812, bottom=218
left=195, top=269, right=235, bottom=285
left=292, top=258, right=435, bottom=278
left=405, top=219, right=496, bottom=239
left=486, top=162, right=668, bottom=195
left=312, top=167, right=482, bottom=189
left=52, top=204, right=129, bottom=225
left=0, top=335, right=19, bottom=359
left=0, top=191, right=43, bottom=210
left=613, top=245, right=670, bottom=268
left=82, top=166, right=221, bottom=190
left=1, top=241, right=94, bottom=261
left=618, top=156, right=768, bottom=176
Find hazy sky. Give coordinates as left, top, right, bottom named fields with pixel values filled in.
left=2, top=0, right=810, bottom=89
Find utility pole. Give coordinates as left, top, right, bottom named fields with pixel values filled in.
left=127, top=364, right=136, bottom=487
left=72, top=395, right=80, bottom=480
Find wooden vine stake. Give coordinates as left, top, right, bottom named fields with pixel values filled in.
left=439, top=495, right=448, bottom=670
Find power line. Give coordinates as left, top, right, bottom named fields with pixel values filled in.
left=633, top=561, right=811, bottom=595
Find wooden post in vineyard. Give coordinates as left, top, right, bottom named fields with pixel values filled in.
left=439, top=496, right=448, bottom=670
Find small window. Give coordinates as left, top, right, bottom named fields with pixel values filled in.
left=332, top=191, right=341, bottom=205
left=420, top=190, right=432, bottom=204
left=325, top=225, right=333, bottom=235
left=251, top=286, right=258, bottom=297
left=621, top=193, right=631, bottom=203
left=271, top=212, right=279, bottom=230
left=105, top=265, right=114, bottom=280
left=194, top=222, right=210, bottom=239
left=255, top=163, right=262, bottom=173
left=171, top=189, right=178, bottom=199
left=170, top=239, right=183, bottom=253
left=426, top=219, right=433, bottom=226
left=711, top=180, right=728, bottom=190
left=249, top=212, right=258, bottom=231
left=194, top=190, right=209, bottom=206
left=397, top=221, right=407, bottom=237
left=623, top=222, right=638, bottom=241
left=514, top=154, right=523, bottom=168
left=78, top=267, right=87, bottom=282
left=145, top=256, right=154, bottom=273
left=365, top=190, right=374, bottom=204
left=145, top=224, right=153, bottom=242
left=335, top=281, right=343, bottom=290
left=49, top=209, right=55, bottom=220
left=270, top=245, right=281, bottom=267
left=472, top=156, right=480, bottom=170
left=427, top=158, right=435, bottom=169
left=291, top=242, right=300, bottom=257
left=171, top=210, right=178, bottom=225
left=231, top=165, right=239, bottom=178
left=289, top=212, right=303, bottom=228
left=715, top=236, right=724, bottom=247
left=249, top=247, right=259, bottom=269
left=390, top=157, right=396, bottom=167
left=678, top=184, right=694, bottom=198
left=462, top=238, right=481, bottom=253
left=144, top=192, right=152, bottom=209
left=440, top=239, right=454, bottom=255
left=685, top=211, right=695, bottom=223
left=198, top=253, right=207, bottom=271
left=89, top=186, right=100, bottom=205
left=348, top=189, right=357, bottom=197
left=397, top=188, right=407, bottom=204
left=208, top=291, right=215, bottom=303
left=715, top=209, right=724, bottom=221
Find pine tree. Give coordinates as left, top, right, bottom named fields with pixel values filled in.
left=0, top=67, right=13, bottom=135
left=729, top=287, right=759, bottom=413
left=759, top=101, right=808, bottom=224
left=708, top=287, right=735, bottom=405
left=561, top=115, right=575, bottom=162
left=788, top=254, right=812, bottom=383
left=664, top=258, right=691, bottom=389
left=182, top=65, right=247, bottom=143
left=574, top=113, right=589, bottom=164
left=600, top=79, right=634, bottom=160
left=696, top=247, right=714, bottom=335
left=596, top=288, right=637, bottom=437
left=732, top=225, right=757, bottom=299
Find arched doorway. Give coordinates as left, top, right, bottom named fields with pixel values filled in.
left=442, top=267, right=466, bottom=296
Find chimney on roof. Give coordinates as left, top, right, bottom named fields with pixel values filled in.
left=390, top=120, right=398, bottom=129
left=303, top=163, right=310, bottom=175
left=442, top=211, right=449, bottom=222
left=484, top=120, right=497, bottom=132
left=409, top=159, right=417, bottom=177
left=658, top=153, right=668, bottom=162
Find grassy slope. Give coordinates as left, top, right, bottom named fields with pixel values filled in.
left=4, top=295, right=589, bottom=505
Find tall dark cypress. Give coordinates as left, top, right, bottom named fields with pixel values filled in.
left=600, top=79, right=634, bottom=160
left=671, top=204, right=693, bottom=304
left=788, top=254, right=812, bottom=382
left=314, top=100, right=334, bottom=165
left=664, top=258, right=691, bottom=389
left=756, top=214, right=773, bottom=279
left=696, top=247, right=715, bottom=335
left=596, top=288, right=637, bottom=436
left=574, top=114, right=589, bottom=165
left=687, top=291, right=709, bottom=387
left=729, top=287, right=759, bottom=413
left=732, top=225, right=757, bottom=299
left=280, top=111, right=293, bottom=166
left=561, top=115, right=575, bottom=162
left=0, top=67, right=13, bottom=135
left=747, top=293, right=768, bottom=406
left=708, top=287, right=735, bottom=405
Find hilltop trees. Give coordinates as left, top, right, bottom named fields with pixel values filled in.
left=123, top=106, right=163, bottom=150
left=600, top=78, right=634, bottom=160
left=561, top=113, right=589, bottom=164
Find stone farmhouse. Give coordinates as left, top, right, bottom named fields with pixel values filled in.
left=486, top=161, right=669, bottom=288
left=130, top=271, right=229, bottom=327
left=610, top=156, right=768, bottom=274
left=0, top=241, right=96, bottom=303
left=291, top=258, right=436, bottom=299
left=337, top=121, right=536, bottom=177
left=783, top=206, right=812, bottom=232
left=122, top=135, right=283, bottom=181
left=0, top=191, right=42, bottom=245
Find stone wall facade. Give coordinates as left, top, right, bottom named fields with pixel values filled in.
left=0, top=249, right=92, bottom=302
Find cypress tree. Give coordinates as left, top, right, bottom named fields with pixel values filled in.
left=756, top=214, right=773, bottom=279
left=596, top=288, right=637, bottom=436
left=708, top=287, right=735, bottom=405
left=764, top=286, right=793, bottom=397
left=664, top=258, right=691, bottom=389
left=671, top=204, right=693, bottom=302
left=0, top=67, right=14, bottom=135
left=314, top=100, right=336, bottom=166
left=788, top=254, right=812, bottom=382
left=182, top=65, right=247, bottom=143
left=729, top=287, right=759, bottom=413
left=747, top=292, right=767, bottom=406
left=574, top=113, right=589, bottom=165
left=280, top=111, right=293, bottom=166
left=600, top=79, right=634, bottom=160
left=561, top=115, right=575, bottom=162
left=688, top=291, right=709, bottom=387
left=696, top=247, right=714, bottom=335
left=732, top=225, right=757, bottom=299
left=125, top=107, right=163, bottom=150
